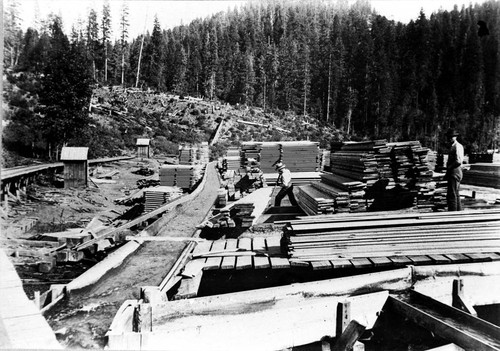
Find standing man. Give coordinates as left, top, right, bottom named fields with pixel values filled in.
left=445, top=129, right=464, bottom=211
left=274, top=162, right=298, bottom=207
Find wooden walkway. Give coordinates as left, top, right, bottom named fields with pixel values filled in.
left=0, top=250, right=61, bottom=349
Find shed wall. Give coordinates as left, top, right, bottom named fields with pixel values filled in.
left=64, top=161, right=88, bottom=188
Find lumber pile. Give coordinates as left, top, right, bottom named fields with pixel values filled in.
left=295, top=184, right=335, bottom=215
left=264, top=171, right=322, bottom=185
left=203, top=187, right=273, bottom=229
left=144, top=186, right=182, bottom=213
left=240, top=141, right=320, bottom=173
left=178, top=143, right=209, bottom=165
left=282, top=210, right=500, bottom=263
left=462, top=164, right=500, bottom=189
left=222, top=147, right=241, bottom=172
left=159, top=165, right=203, bottom=190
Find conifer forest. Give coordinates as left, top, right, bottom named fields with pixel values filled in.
left=3, top=0, right=500, bottom=160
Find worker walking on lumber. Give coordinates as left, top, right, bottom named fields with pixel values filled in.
left=444, top=128, right=464, bottom=211
left=274, top=162, right=298, bottom=207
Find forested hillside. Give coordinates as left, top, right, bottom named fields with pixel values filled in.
left=3, top=0, right=500, bottom=165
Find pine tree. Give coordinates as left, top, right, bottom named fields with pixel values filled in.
left=119, top=1, right=130, bottom=86
left=102, top=0, right=112, bottom=83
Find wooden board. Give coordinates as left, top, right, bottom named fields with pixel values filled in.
left=369, top=257, right=393, bottom=267
left=236, top=238, right=253, bottom=270
left=252, top=237, right=270, bottom=269
left=350, top=258, right=373, bottom=269
left=204, top=240, right=225, bottom=270
left=220, top=239, right=237, bottom=270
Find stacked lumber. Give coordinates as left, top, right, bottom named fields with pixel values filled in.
left=241, top=142, right=261, bottom=169
left=241, top=141, right=320, bottom=173
left=296, top=184, right=335, bottom=215
left=223, top=147, right=241, bottom=171
left=279, top=141, right=320, bottom=172
left=283, top=210, right=500, bottom=263
left=260, top=142, right=282, bottom=172
left=179, top=144, right=209, bottom=165
left=203, top=209, right=235, bottom=228
left=179, top=146, right=198, bottom=165
left=144, top=186, right=182, bottom=213
left=232, top=203, right=256, bottom=227
left=265, top=171, right=322, bottom=185
left=462, top=164, right=500, bottom=189
left=326, top=140, right=444, bottom=211
left=216, top=188, right=228, bottom=207
left=159, top=165, right=203, bottom=190
left=311, top=182, right=351, bottom=213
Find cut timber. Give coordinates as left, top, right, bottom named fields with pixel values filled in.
left=236, top=238, right=253, bottom=270
left=252, top=237, right=270, bottom=269
left=332, top=320, right=366, bottom=351
left=387, top=290, right=500, bottom=351
left=452, top=279, right=477, bottom=316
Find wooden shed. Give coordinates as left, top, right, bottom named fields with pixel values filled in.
left=61, top=147, right=89, bottom=188
left=136, top=138, right=151, bottom=158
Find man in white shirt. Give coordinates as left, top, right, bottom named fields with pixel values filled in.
left=274, top=162, right=298, bottom=207
left=445, top=129, right=464, bottom=211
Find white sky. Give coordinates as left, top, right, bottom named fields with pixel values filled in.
left=16, top=0, right=484, bottom=40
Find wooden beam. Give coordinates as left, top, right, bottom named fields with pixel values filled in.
left=387, top=291, right=500, bottom=351
left=332, top=320, right=366, bottom=351
left=452, top=279, right=477, bottom=316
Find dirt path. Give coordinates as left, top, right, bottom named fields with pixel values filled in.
left=45, top=163, right=220, bottom=349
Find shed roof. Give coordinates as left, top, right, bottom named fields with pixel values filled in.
left=61, top=147, right=89, bottom=161
left=136, top=138, right=151, bottom=146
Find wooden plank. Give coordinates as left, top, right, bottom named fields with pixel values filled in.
left=408, top=255, right=434, bottom=265
left=428, top=254, right=451, bottom=264
left=204, top=240, right=225, bottom=270
left=388, top=256, right=413, bottom=266
left=220, top=240, right=237, bottom=270
left=332, top=320, right=366, bottom=351
left=252, top=237, right=270, bottom=269
left=487, top=253, right=500, bottom=261
left=330, top=259, right=353, bottom=269
left=350, top=258, right=373, bottom=269
left=465, top=253, right=493, bottom=262
left=397, top=291, right=500, bottom=350
left=311, top=260, right=332, bottom=270
left=174, top=270, right=204, bottom=300
left=444, top=254, right=471, bottom=264
left=236, top=238, right=252, bottom=270
left=369, top=257, right=393, bottom=267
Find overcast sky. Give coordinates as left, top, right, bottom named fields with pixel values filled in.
left=17, top=0, right=482, bottom=40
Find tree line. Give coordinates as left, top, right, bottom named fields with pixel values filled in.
left=3, top=0, right=500, bottom=156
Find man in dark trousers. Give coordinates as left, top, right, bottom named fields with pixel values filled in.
left=274, top=162, right=298, bottom=207
left=445, top=128, right=464, bottom=211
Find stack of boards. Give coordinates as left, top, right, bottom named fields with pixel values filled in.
left=160, top=165, right=203, bottom=190
left=143, top=186, right=182, bottom=213
left=282, top=209, right=500, bottom=264
left=179, top=143, right=209, bottom=165
left=240, top=141, right=320, bottom=173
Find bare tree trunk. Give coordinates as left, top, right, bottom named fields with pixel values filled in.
left=136, top=35, right=145, bottom=88
left=121, top=53, right=125, bottom=86
left=326, top=53, right=332, bottom=122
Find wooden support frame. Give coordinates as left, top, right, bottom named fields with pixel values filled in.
left=452, top=279, right=477, bottom=316
left=387, top=291, right=500, bottom=351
